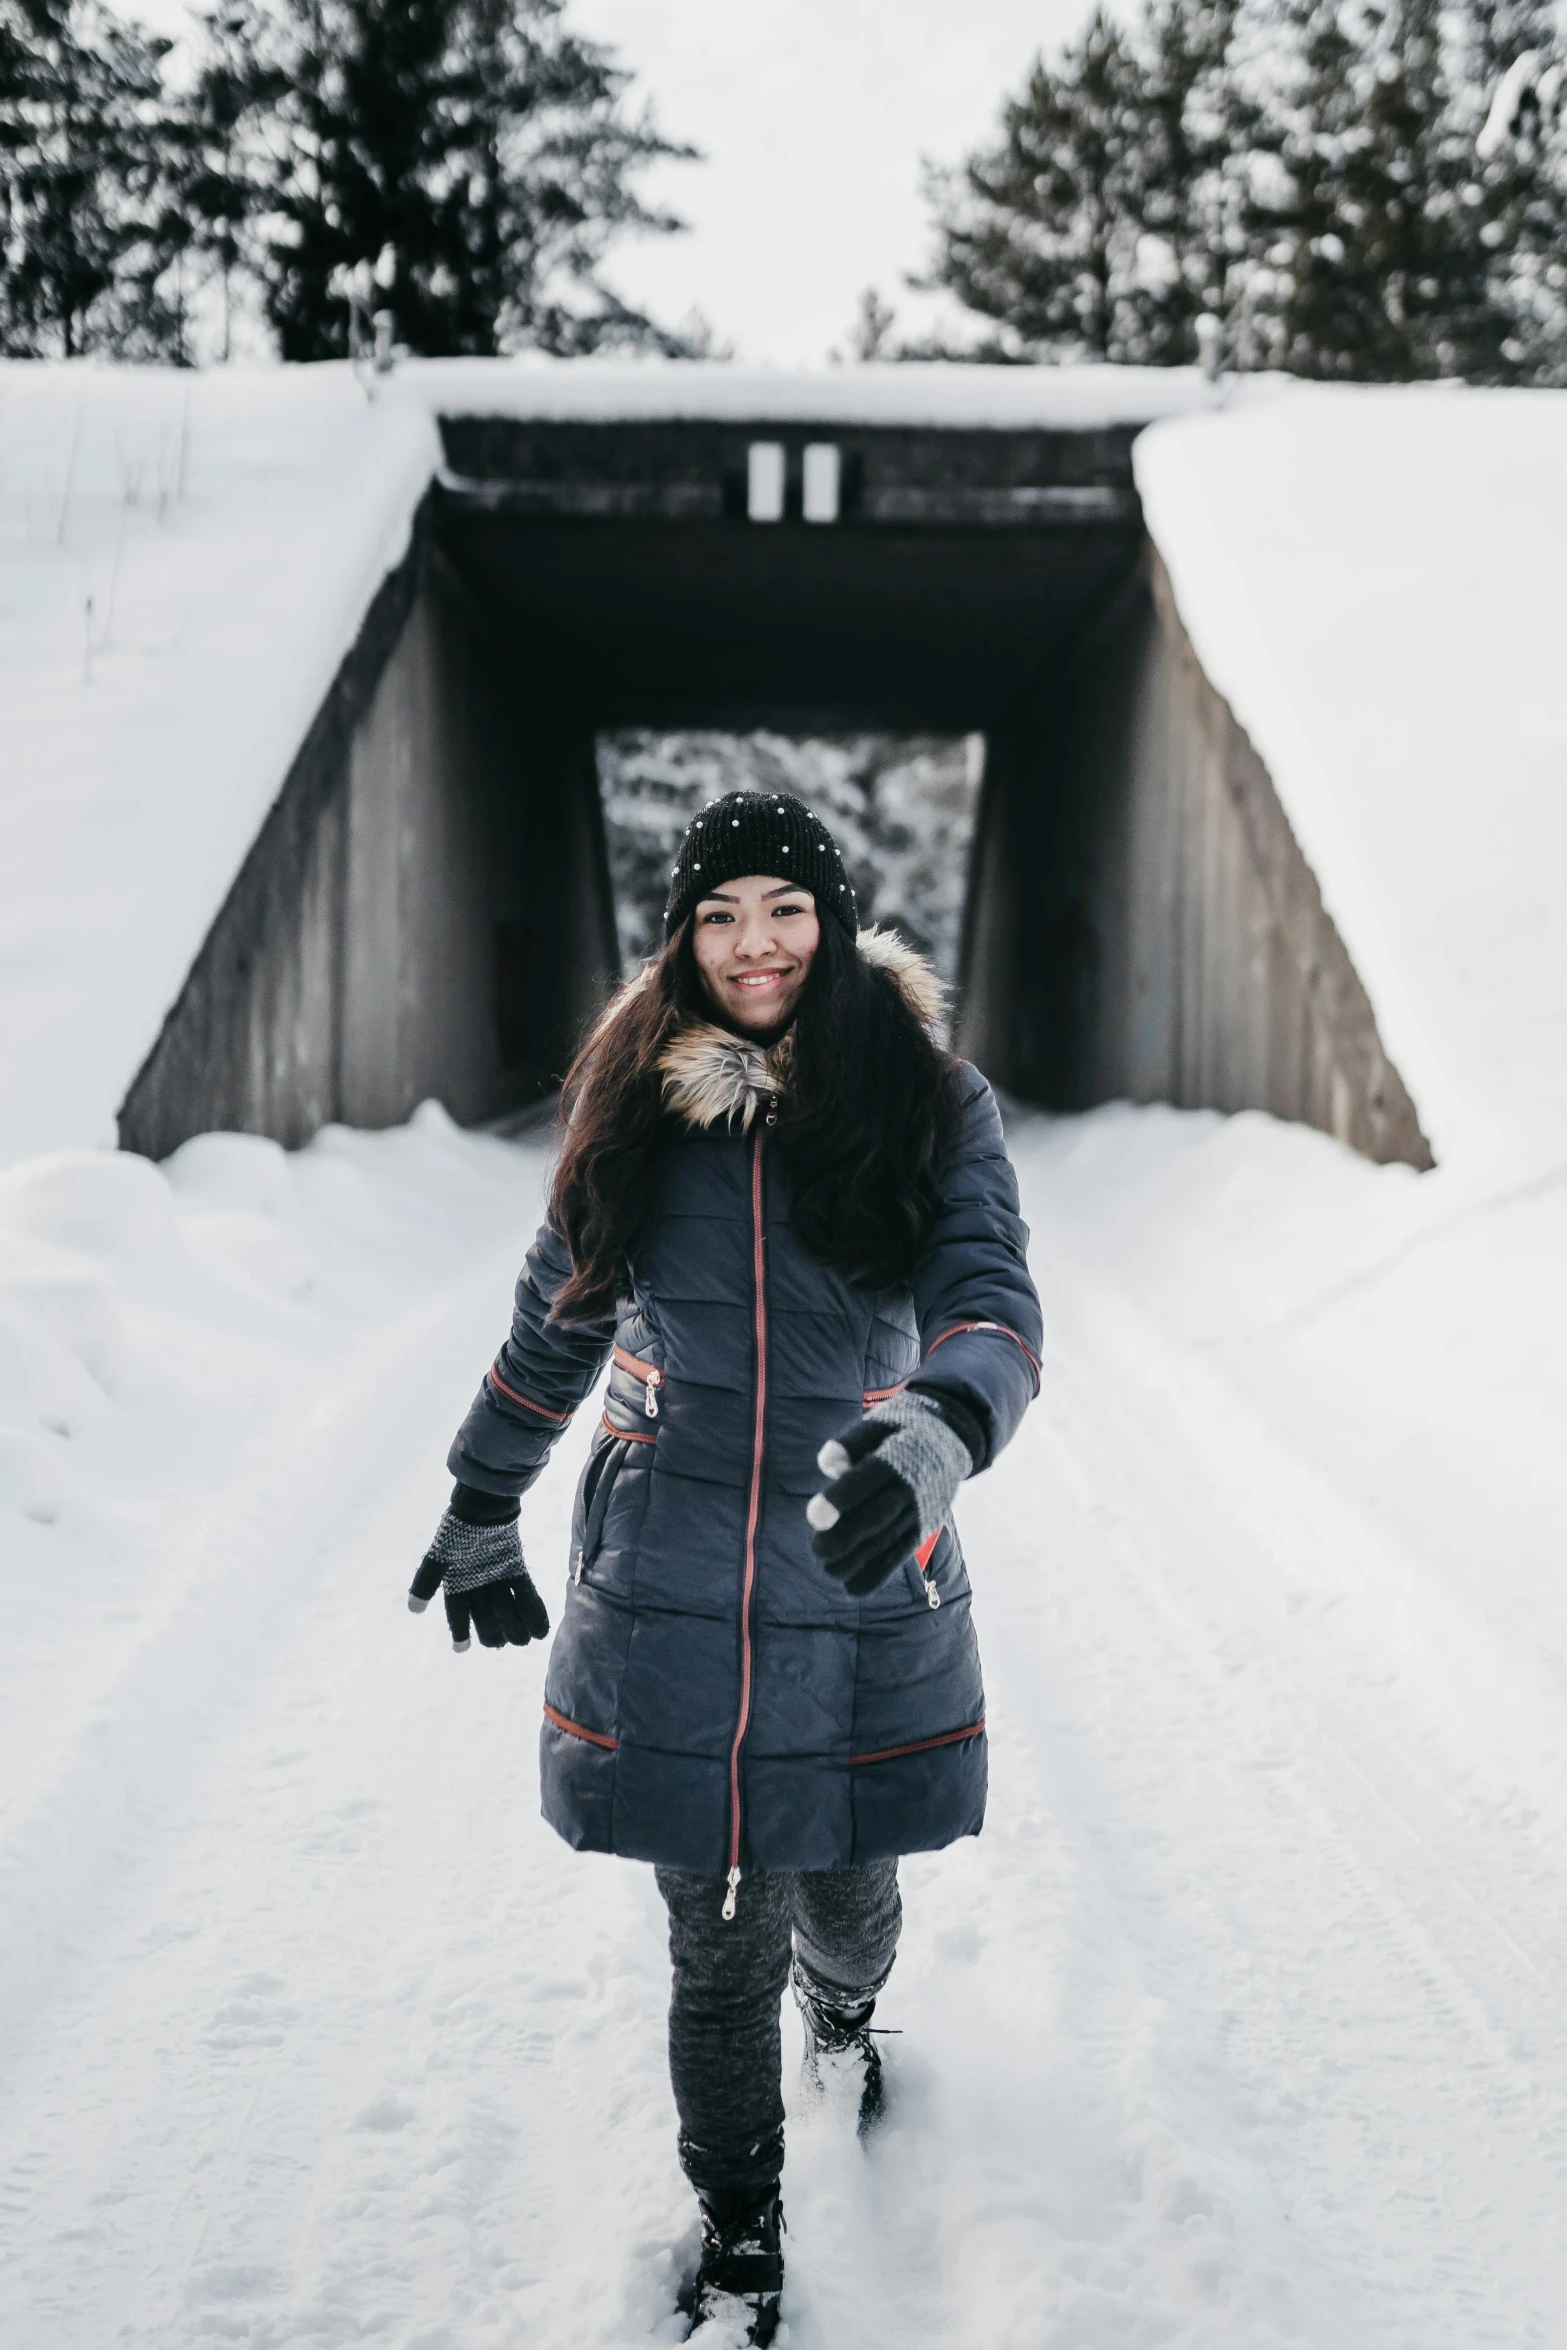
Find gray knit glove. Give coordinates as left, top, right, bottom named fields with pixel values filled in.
left=408, top=1509, right=550, bottom=1652
left=806, top=1391, right=974, bottom=1596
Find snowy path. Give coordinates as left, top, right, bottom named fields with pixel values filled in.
left=3, top=1106, right=1566, bottom=2347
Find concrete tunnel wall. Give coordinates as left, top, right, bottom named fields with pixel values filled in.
left=117, top=497, right=620, bottom=1162
left=956, top=547, right=1434, bottom=1169
left=117, top=415, right=1432, bottom=1175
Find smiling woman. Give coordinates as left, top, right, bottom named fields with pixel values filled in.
left=690, top=876, right=821, bottom=1033
left=405, top=786, right=1042, bottom=2341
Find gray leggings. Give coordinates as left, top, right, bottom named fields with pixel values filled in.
left=655, top=1861, right=902, bottom=2200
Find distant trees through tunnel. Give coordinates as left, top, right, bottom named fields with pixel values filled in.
left=596, top=732, right=983, bottom=982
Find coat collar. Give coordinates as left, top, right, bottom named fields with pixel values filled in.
left=657, top=925, right=945, bottom=1133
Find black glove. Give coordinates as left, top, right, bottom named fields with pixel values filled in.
left=805, top=1389, right=980, bottom=1597
left=408, top=1493, right=549, bottom=1652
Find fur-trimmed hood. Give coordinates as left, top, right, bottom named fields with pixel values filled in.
left=658, top=925, right=946, bottom=1134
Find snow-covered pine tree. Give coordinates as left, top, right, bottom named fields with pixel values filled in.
left=173, top=3, right=285, bottom=365
left=1136, top=0, right=1252, bottom=362
left=926, top=0, right=1263, bottom=365
left=1465, top=0, right=1567, bottom=381
left=249, top=0, right=693, bottom=361
left=1248, top=0, right=1496, bottom=377
left=925, top=0, right=1567, bottom=382
left=924, top=9, right=1150, bottom=361
left=0, top=0, right=181, bottom=358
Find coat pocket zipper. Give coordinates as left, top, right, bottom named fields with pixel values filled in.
left=613, top=1345, right=663, bottom=1418
left=574, top=1432, right=630, bottom=1582
left=909, top=1525, right=942, bottom=1609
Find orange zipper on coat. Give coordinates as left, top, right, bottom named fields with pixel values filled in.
left=722, top=1120, right=769, bottom=1922
left=600, top=1411, right=656, bottom=1445
left=543, top=1701, right=620, bottom=1751
left=865, top=1323, right=1040, bottom=1415
left=487, top=1361, right=573, bottom=1423
left=850, top=1717, right=984, bottom=1767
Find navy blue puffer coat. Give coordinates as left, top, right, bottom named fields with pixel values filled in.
left=447, top=940, right=1041, bottom=1884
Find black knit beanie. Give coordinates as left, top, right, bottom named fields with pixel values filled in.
left=664, top=791, right=859, bottom=940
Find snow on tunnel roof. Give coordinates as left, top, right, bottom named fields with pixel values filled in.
left=0, top=356, right=1561, bottom=1173
left=1137, top=383, right=1567, bottom=1176
left=408, top=353, right=1220, bottom=429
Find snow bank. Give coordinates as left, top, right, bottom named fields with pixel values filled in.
left=0, top=362, right=438, bottom=1167
left=1136, top=383, right=1567, bottom=1174
left=0, top=1103, right=539, bottom=2067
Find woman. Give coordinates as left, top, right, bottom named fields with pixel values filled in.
left=409, top=790, right=1041, bottom=2343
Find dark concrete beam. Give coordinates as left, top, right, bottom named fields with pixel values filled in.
left=432, top=418, right=1147, bottom=733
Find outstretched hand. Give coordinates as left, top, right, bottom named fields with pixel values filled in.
left=408, top=1509, right=550, bottom=1652
left=806, top=1390, right=975, bottom=1597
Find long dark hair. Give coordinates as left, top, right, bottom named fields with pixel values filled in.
left=548, top=918, right=963, bottom=1322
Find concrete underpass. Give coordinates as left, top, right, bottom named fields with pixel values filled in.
left=117, top=398, right=1431, bottom=1172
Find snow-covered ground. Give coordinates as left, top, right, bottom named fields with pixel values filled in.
left=3, top=1096, right=1565, bottom=2348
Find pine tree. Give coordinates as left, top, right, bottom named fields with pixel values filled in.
left=927, top=10, right=1150, bottom=361
left=1136, top=0, right=1249, bottom=362
left=0, top=0, right=180, bottom=358
left=1246, top=0, right=1567, bottom=379
left=924, top=0, right=1567, bottom=381
left=174, top=3, right=284, bottom=364
left=1250, top=0, right=1479, bottom=377
left=250, top=0, right=693, bottom=362
left=926, top=0, right=1257, bottom=365
left=1465, top=0, right=1567, bottom=380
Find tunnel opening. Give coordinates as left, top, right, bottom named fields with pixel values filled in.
left=117, top=406, right=1431, bottom=1172
left=596, top=730, right=983, bottom=983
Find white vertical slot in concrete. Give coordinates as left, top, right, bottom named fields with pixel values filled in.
left=803, top=443, right=841, bottom=524
left=747, top=442, right=786, bottom=522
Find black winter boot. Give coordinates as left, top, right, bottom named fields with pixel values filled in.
left=679, top=2186, right=785, bottom=2345
left=793, top=1960, right=887, bottom=2133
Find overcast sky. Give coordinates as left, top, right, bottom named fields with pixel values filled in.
left=547, top=1, right=1093, bottom=364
